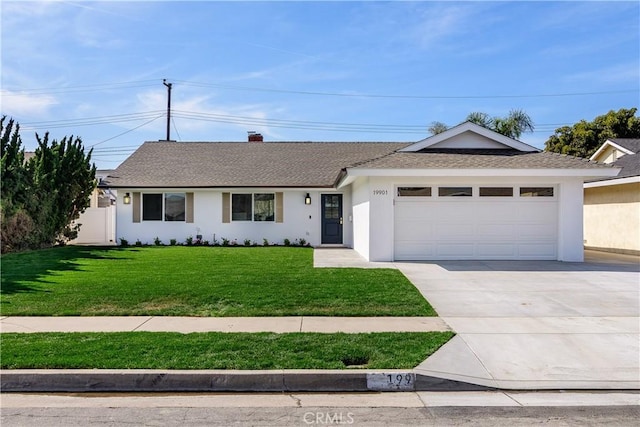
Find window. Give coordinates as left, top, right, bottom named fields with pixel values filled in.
left=439, top=187, right=472, bottom=197
left=397, top=187, right=431, bottom=197
left=142, top=193, right=187, bottom=221
left=254, top=193, right=274, bottom=221
left=142, top=194, right=163, bottom=221
left=232, top=194, right=252, bottom=221
left=520, top=187, right=554, bottom=197
left=232, top=193, right=275, bottom=222
left=164, top=193, right=185, bottom=221
left=480, top=187, right=513, bottom=197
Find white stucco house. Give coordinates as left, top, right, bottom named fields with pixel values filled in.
left=101, top=122, right=618, bottom=262
left=584, top=138, right=640, bottom=255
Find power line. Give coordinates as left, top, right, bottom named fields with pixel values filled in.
left=0, top=79, right=160, bottom=96
left=172, top=79, right=638, bottom=100
left=88, top=114, right=164, bottom=148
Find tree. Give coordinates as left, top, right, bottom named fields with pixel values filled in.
left=0, top=116, right=96, bottom=252
left=466, top=109, right=534, bottom=139
left=428, top=121, right=448, bottom=135
left=544, top=108, right=640, bottom=158
left=429, top=109, right=535, bottom=139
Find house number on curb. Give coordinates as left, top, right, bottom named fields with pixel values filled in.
left=366, top=373, right=415, bottom=391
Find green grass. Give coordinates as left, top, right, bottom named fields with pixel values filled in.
left=0, top=331, right=453, bottom=369
left=1, top=246, right=435, bottom=317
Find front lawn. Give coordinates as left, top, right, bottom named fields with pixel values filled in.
left=0, top=331, right=453, bottom=369
left=1, top=246, right=435, bottom=316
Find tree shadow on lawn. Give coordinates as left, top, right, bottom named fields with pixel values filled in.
left=0, top=246, right=130, bottom=297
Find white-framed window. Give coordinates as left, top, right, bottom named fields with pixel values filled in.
left=519, top=187, right=554, bottom=197
left=232, top=193, right=275, bottom=222
left=397, top=186, right=432, bottom=197
left=142, top=193, right=186, bottom=221
left=438, top=187, right=472, bottom=197
left=479, top=187, right=513, bottom=197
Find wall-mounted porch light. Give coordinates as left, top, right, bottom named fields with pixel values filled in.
left=123, top=193, right=131, bottom=205
left=304, top=193, right=311, bottom=205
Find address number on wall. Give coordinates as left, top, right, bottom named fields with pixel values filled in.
left=372, top=189, right=388, bottom=196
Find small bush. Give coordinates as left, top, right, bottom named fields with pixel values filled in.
left=244, top=239, right=252, bottom=247
left=203, top=240, right=210, bottom=246
left=263, top=238, right=269, bottom=246
left=221, top=238, right=230, bottom=247
left=169, top=239, right=177, bottom=246
left=153, top=237, right=162, bottom=246
left=185, top=236, right=193, bottom=246
left=119, top=238, right=129, bottom=247
left=283, top=238, right=291, bottom=246
left=298, top=238, right=307, bottom=247
left=135, top=239, right=142, bottom=247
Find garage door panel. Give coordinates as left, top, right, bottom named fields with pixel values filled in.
left=394, top=196, right=557, bottom=260
left=433, top=223, right=474, bottom=239
left=477, top=223, right=517, bottom=239
left=477, top=243, right=517, bottom=257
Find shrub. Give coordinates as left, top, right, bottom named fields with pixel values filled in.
left=203, top=240, right=210, bottom=246
left=119, top=238, right=129, bottom=247
left=135, top=239, right=142, bottom=247
left=221, top=238, right=230, bottom=247
left=153, top=237, right=162, bottom=246
left=298, top=238, right=307, bottom=247
left=169, top=238, right=177, bottom=246
left=185, top=236, right=193, bottom=246
left=263, top=238, right=269, bottom=246
left=283, top=238, right=291, bottom=246
left=244, top=239, right=252, bottom=247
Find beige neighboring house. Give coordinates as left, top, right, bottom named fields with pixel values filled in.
left=584, top=138, right=640, bottom=255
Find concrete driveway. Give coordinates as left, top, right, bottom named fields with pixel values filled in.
left=395, top=251, right=640, bottom=390
left=314, top=249, right=640, bottom=389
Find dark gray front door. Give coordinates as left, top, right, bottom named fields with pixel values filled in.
left=321, top=194, right=343, bottom=244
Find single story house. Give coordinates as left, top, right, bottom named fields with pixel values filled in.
left=101, top=122, right=618, bottom=262
left=584, top=138, right=640, bottom=255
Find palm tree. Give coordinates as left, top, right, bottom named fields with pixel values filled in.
left=466, top=109, right=534, bottom=139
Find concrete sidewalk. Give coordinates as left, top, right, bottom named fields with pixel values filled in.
left=0, top=316, right=449, bottom=333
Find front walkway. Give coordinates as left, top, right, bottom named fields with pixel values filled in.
left=315, top=248, right=640, bottom=390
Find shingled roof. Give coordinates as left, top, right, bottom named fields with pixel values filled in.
left=350, top=149, right=610, bottom=170
left=102, top=141, right=613, bottom=189
left=103, top=141, right=409, bottom=188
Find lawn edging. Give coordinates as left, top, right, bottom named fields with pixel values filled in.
left=0, top=369, right=490, bottom=393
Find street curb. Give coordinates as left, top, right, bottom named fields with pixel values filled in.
left=0, top=369, right=490, bottom=393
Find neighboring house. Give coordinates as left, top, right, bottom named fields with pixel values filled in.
left=71, top=170, right=117, bottom=245
left=584, top=138, right=640, bottom=255
left=101, top=122, right=617, bottom=262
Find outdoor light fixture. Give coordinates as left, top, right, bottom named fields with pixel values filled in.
left=305, top=193, right=311, bottom=205
left=123, top=193, right=131, bottom=205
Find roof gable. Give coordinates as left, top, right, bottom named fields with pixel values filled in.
left=590, top=138, right=639, bottom=162
left=400, top=121, right=539, bottom=153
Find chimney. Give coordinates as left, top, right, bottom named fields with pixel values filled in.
left=247, top=131, right=263, bottom=143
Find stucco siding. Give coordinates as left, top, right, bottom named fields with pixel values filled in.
left=115, top=189, right=349, bottom=247
left=584, top=182, right=640, bottom=254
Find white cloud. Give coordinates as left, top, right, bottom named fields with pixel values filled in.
left=564, top=63, right=640, bottom=85
left=0, top=91, right=59, bottom=117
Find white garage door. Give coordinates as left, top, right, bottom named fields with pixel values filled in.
left=394, top=188, right=558, bottom=260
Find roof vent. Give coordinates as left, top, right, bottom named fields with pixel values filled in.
left=248, top=131, right=263, bottom=143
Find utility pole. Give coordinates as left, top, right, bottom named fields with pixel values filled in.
left=163, top=79, right=172, bottom=141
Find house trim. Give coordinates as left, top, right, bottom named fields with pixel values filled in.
left=590, top=139, right=635, bottom=161
left=584, top=175, right=640, bottom=188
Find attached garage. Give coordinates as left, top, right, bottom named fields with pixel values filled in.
left=394, top=185, right=558, bottom=260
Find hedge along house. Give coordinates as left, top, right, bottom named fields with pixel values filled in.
left=101, top=122, right=618, bottom=262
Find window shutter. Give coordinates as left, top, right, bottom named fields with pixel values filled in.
left=222, top=192, right=230, bottom=223
left=132, top=192, right=141, bottom=223
left=186, top=192, right=194, bottom=223
left=275, top=192, right=284, bottom=223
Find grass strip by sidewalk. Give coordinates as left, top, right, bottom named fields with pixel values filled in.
left=0, top=332, right=453, bottom=370
left=1, top=246, right=435, bottom=317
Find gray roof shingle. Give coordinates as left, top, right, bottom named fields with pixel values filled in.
left=351, top=149, right=611, bottom=170
left=103, top=141, right=613, bottom=188
left=103, top=141, right=409, bottom=188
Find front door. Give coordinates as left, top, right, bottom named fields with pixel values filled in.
left=321, top=194, right=343, bottom=244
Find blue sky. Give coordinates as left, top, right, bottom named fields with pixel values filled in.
left=1, top=1, right=638, bottom=169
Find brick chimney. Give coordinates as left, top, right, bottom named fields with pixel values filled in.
left=248, top=131, right=263, bottom=142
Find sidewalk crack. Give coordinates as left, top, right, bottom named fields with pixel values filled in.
left=132, top=316, right=154, bottom=332
left=299, top=316, right=304, bottom=332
